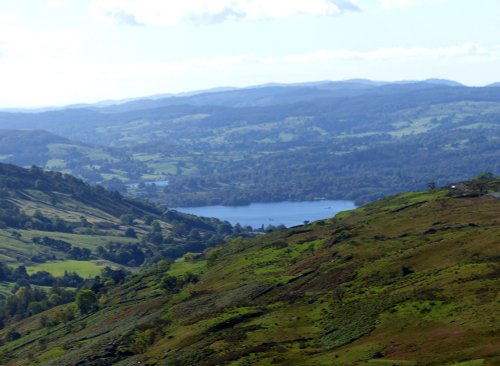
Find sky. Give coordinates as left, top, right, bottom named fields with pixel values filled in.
left=0, top=0, right=499, bottom=108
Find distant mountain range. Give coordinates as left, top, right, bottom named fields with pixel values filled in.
left=0, top=78, right=469, bottom=113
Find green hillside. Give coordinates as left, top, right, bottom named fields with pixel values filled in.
left=0, top=129, right=151, bottom=185
left=0, top=163, right=247, bottom=284
left=1, top=83, right=499, bottom=206
left=0, top=176, right=498, bottom=365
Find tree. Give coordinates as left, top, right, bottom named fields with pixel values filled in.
left=143, top=215, right=154, bottom=225
left=151, top=220, right=162, bottom=233
left=125, top=228, right=137, bottom=238
left=183, top=272, right=199, bottom=284
left=79, top=216, right=89, bottom=228
left=160, top=275, right=178, bottom=293
left=188, top=229, right=200, bottom=241
left=76, top=290, right=97, bottom=314
left=426, top=182, right=436, bottom=190
left=401, top=266, right=414, bottom=276
left=147, top=232, right=164, bottom=245
left=5, top=330, right=21, bottom=342
left=120, top=214, right=135, bottom=226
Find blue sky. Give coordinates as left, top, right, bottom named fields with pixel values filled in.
left=0, top=0, right=499, bottom=107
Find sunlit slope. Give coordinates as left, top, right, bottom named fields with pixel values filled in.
left=1, top=178, right=499, bottom=365
left=0, top=163, right=224, bottom=275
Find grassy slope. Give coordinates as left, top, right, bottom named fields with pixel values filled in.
left=0, top=186, right=148, bottom=276
left=0, top=182, right=499, bottom=365
left=0, top=163, right=222, bottom=278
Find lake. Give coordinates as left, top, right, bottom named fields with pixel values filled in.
left=175, top=200, right=357, bottom=229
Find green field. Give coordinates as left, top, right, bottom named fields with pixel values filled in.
left=26, top=260, right=120, bottom=278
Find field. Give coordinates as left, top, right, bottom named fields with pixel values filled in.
left=25, top=260, right=120, bottom=278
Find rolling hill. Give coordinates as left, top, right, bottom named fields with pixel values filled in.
left=0, top=129, right=153, bottom=184
left=0, top=162, right=245, bottom=283
left=0, top=80, right=499, bottom=206
left=0, top=175, right=498, bottom=365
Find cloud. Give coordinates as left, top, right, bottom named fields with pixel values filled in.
left=89, top=0, right=360, bottom=27
left=379, top=0, right=446, bottom=9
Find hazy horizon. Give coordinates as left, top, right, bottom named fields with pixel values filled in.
left=1, top=0, right=500, bottom=108
left=2, top=77, right=499, bottom=111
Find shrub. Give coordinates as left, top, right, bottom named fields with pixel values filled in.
left=160, top=275, right=179, bottom=293
left=76, top=290, right=98, bottom=314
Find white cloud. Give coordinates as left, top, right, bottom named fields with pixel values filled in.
left=379, top=0, right=446, bottom=9
left=88, top=0, right=360, bottom=26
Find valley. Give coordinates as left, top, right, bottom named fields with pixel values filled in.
left=2, top=0, right=500, bottom=364
left=0, top=81, right=498, bottom=207
left=0, top=80, right=499, bottom=365
left=0, top=81, right=500, bottom=366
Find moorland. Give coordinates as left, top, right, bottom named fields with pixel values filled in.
left=0, top=172, right=498, bottom=365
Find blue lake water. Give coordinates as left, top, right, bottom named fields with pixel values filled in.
left=175, top=200, right=357, bottom=229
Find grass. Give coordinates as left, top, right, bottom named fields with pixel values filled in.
left=26, top=260, right=119, bottom=277
left=390, top=117, right=437, bottom=137
left=45, top=159, right=67, bottom=169
left=457, top=123, right=497, bottom=130
left=37, top=348, right=66, bottom=363
left=19, top=230, right=139, bottom=250
left=450, top=360, right=485, bottom=366
left=0, top=282, right=13, bottom=299
left=168, top=257, right=207, bottom=277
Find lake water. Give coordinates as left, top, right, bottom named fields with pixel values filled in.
left=175, top=200, right=357, bottom=229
